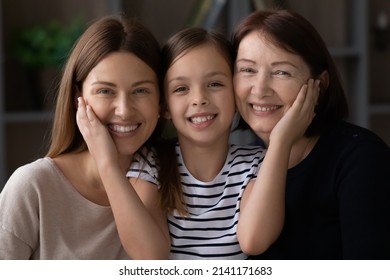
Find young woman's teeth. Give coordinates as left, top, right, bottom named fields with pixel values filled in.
left=110, top=124, right=138, bottom=133
left=252, top=105, right=280, bottom=112
left=190, top=115, right=215, bottom=124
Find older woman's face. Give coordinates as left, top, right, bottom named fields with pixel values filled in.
left=233, top=31, right=311, bottom=142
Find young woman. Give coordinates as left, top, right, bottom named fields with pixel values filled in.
left=232, top=9, right=390, bottom=259
left=0, top=15, right=167, bottom=259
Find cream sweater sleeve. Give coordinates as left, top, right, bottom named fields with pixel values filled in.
left=0, top=160, right=44, bottom=259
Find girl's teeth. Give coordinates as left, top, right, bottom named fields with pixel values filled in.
left=191, top=115, right=214, bottom=124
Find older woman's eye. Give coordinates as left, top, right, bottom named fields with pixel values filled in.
left=239, top=67, right=255, bottom=73
left=274, top=70, right=291, bottom=77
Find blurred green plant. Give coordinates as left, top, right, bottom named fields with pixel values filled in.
left=12, top=19, right=84, bottom=69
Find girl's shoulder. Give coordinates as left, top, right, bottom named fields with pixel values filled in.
left=226, top=144, right=266, bottom=167
left=127, top=147, right=159, bottom=184
left=228, top=144, right=266, bottom=157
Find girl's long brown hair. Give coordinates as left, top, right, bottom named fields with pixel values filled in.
left=158, top=27, right=233, bottom=216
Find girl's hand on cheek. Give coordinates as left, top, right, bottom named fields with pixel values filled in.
left=270, top=79, right=320, bottom=146
left=76, top=97, right=118, bottom=169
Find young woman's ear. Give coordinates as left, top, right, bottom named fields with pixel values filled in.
left=74, top=89, right=82, bottom=109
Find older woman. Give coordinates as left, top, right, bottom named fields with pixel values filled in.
left=232, top=9, right=390, bottom=259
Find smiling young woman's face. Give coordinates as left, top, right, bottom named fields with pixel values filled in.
left=82, top=51, right=160, bottom=156
left=233, top=31, right=311, bottom=141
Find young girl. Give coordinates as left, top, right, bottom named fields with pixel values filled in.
left=127, top=27, right=320, bottom=259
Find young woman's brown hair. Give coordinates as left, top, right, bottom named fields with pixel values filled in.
left=47, top=15, right=164, bottom=157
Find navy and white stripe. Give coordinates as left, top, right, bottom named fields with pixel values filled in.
left=169, top=144, right=265, bottom=259
left=126, top=144, right=266, bottom=259
left=127, top=147, right=159, bottom=186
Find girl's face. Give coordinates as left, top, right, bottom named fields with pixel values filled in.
left=164, top=44, right=235, bottom=147
left=82, top=51, right=160, bottom=156
left=233, top=31, right=311, bottom=141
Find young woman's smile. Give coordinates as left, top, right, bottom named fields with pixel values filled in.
left=82, top=52, right=160, bottom=155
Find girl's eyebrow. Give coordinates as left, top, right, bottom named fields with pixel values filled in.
left=166, top=76, right=187, bottom=86
left=167, top=72, right=229, bottom=85
left=205, top=71, right=230, bottom=78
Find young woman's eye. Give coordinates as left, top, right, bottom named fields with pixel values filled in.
left=134, top=87, right=150, bottom=95
left=97, top=88, right=112, bottom=95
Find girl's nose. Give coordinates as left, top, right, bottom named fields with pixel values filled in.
left=192, top=88, right=209, bottom=106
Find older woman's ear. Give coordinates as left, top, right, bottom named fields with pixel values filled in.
left=318, top=70, right=329, bottom=91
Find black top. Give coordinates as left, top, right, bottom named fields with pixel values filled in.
left=254, top=121, right=390, bottom=260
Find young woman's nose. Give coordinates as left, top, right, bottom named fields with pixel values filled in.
left=115, top=94, right=133, bottom=119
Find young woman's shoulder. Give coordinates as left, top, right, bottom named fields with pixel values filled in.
left=0, top=157, right=67, bottom=232
left=5, top=157, right=59, bottom=186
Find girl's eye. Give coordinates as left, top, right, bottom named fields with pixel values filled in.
left=208, top=81, right=223, bottom=88
left=173, top=86, right=188, bottom=94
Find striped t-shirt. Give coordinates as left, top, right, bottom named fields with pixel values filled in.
left=127, top=144, right=266, bottom=259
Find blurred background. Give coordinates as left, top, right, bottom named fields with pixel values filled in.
left=0, top=0, right=389, bottom=187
